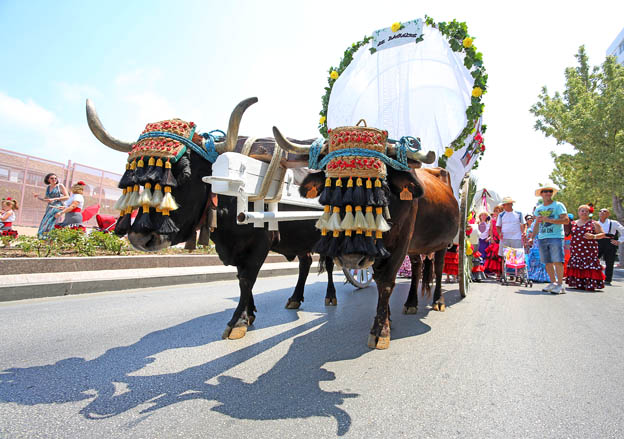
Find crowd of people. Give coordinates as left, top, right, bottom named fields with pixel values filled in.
left=458, top=184, right=623, bottom=293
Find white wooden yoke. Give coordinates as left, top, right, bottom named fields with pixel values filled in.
left=202, top=152, right=323, bottom=231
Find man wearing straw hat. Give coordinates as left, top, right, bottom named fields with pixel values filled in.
left=497, top=196, right=526, bottom=258
left=529, top=185, right=569, bottom=294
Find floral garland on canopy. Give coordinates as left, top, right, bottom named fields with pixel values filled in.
left=318, top=16, right=488, bottom=168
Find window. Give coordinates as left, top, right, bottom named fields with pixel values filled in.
left=26, top=172, right=45, bottom=187
left=0, top=167, right=8, bottom=180
left=9, top=169, right=24, bottom=183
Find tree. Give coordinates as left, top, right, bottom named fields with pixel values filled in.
left=530, top=47, right=624, bottom=221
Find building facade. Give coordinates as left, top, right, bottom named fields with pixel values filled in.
left=0, top=147, right=122, bottom=227
left=607, top=26, right=624, bottom=65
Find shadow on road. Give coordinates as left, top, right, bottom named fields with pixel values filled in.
left=0, top=281, right=433, bottom=436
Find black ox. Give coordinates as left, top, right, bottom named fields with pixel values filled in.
left=86, top=98, right=336, bottom=339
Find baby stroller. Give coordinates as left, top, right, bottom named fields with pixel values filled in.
left=95, top=214, right=117, bottom=233
left=500, top=246, right=532, bottom=287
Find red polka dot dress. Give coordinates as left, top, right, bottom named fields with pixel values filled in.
left=566, top=220, right=605, bottom=291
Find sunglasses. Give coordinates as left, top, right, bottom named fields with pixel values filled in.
left=541, top=190, right=553, bottom=194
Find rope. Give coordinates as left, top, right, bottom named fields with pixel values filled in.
left=309, top=136, right=421, bottom=172
left=308, top=138, right=324, bottom=170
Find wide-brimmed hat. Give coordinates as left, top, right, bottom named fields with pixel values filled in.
left=501, top=196, right=515, bottom=204
left=535, top=185, right=559, bottom=197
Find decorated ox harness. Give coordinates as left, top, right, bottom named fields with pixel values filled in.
left=306, top=120, right=421, bottom=259
left=113, top=119, right=223, bottom=236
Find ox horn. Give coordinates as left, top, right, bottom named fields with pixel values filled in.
left=214, top=97, right=259, bottom=154
left=85, top=99, right=134, bottom=153
left=272, top=126, right=326, bottom=155
left=387, top=144, right=437, bottom=164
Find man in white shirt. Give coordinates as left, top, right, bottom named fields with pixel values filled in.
left=497, top=196, right=526, bottom=257
left=597, top=208, right=624, bottom=285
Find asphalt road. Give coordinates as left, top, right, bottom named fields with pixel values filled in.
left=1, top=271, right=623, bottom=438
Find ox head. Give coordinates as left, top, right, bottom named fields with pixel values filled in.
left=274, top=126, right=432, bottom=269
left=87, top=97, right=258, bottom=251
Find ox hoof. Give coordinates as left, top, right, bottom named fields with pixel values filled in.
left=228, top=325, right=248, bottom=340
left=432, top=302, right=445, bottom=312
left=325, top=298, right=338, bottom=306
left=285, top=299, right=301, bottom=310
left=222, top=325, right=232, bottom=339
left=403, top=306, right=418, bottom=314
left=367, top=334, right=391, bottom=350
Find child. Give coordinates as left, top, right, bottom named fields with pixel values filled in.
left=0, top=198, right=18, bottom=230
left=443, top=243, right=459, bottom=283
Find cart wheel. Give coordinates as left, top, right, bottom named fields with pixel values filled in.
left=457, top=176, right=470, bottom=298
left=343, top=267, right=374, bottom=289
left=529, top=281, right=533, bottom=288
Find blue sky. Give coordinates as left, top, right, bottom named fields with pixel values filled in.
left=1, top=0, right=623, bottom=213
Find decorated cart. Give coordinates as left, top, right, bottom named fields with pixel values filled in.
left=204, top=16, right=488, bottom=294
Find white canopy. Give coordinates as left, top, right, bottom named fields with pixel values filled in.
left=327, top=24, right=475, bottom=166
left=471, top=188, right=502, bottom=213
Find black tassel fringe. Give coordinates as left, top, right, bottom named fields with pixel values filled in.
left=319, top=186, right=332, bottom=205
left=330, top=182, right=343, bottom=207
left=161, top=167, right=178, bottom=188
left=313, top=234, right=331, bottom=255
left=132, top=211, right=153, bottom=233
left=145, top=164, right=163, bottom=184
left=158, top=216, right=180, bottom=235
left=364, top=236, right=377, bottom=256
left=115, top=213, right=131, bottom=236
left=353, top=184, right=366, bottom=206
left=118, top=169, right=135, bottom=189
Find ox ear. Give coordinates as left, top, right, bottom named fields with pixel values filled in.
left=387, top=167, right=424, bottom=200
left=299, top=171, right=326, bottom=198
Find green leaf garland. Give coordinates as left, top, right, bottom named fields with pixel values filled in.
left=318, top=16, right=488, bottom=168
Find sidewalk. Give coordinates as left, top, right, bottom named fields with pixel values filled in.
left=0, top=260, right=318, bottom=302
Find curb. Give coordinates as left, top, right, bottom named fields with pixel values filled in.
left=1, top=253, right=311, bottom=275
left=0, top=262, right=317, bottom=303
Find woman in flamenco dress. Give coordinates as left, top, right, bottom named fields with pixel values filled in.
left=566, top=205, right=606, bottom=291
left=484, top=205, right=503, bottom=278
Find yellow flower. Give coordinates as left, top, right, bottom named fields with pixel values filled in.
left=472, top=87, right=483, bottom=98
left=391, top=22, right=401, bottom=32
left=330, top=70, right=339, bottom=80
left=319, top=115, right=326, bottom=125
left=466, top=241, right=473, bottom=256
left=463, top=37, right=473, bottom=48
left=444, top=147, right=454, bottom=158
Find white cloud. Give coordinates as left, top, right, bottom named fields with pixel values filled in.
left=0, top=91, right=55, bottom=128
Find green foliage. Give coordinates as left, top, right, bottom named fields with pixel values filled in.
left=88, top=231, right=128, bottom=254
left=530, top=47, right=624, bottom=217
left=14, top=229, right=129, bottom=257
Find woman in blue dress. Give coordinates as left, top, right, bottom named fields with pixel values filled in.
left=525, top=215, right=550, bottom=282
left=33, top=173, right=68, bottom=238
